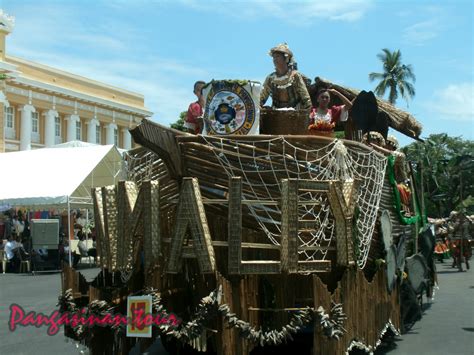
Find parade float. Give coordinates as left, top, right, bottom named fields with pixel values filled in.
left=59, top=77, right=435, bottom=355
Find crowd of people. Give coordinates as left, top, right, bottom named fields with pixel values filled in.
left=1, top=210, right=97, bottom=273
left=1, top=211, right=31, bottom=273
left=431, top=212, right=473, bottom=271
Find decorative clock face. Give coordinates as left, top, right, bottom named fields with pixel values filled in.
left=203, top=81, right=256, bottom=135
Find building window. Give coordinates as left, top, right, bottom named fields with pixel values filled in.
left=4, top=106, right=15, bottom=139
left=31, top=112, right=39, bottom=133
left=31, top=111, right=40, bottom=143
left=4, top=106, right=14, bottom=128
left=113, top=128, right=118, bottom=146
left=95, top=124, right=101, bottom=144
left=55, top=116, right=61, bottom=137
left=76, top=120, right=81, bottom=140
left=54, top=115, right=62, bottom=144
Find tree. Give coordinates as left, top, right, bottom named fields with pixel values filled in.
left=170, top=111, right=187, bottom=132
left=402, top=134, right=474, bottom=217
left=369, top=48, right=416, bottom=106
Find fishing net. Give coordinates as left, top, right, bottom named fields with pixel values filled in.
left=201, top=136, right=387, bottom=268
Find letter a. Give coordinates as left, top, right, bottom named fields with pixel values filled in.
left=166, top=178, right=215, bottom=274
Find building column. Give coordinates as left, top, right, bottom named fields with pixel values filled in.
left=43, top=109, right=58, bottom=147
left=19, top=104, right=35, bottom=151
left=122, top=128, right=132, bottom=150
left=87, top=118, right=99, bottom=144
left=106, top=122, right=117, bottom=145
left=66, top=114, right=80, bottom=142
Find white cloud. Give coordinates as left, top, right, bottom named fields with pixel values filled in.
left=5, top=2, right=211, bottom=125
left=3, top=0, right=371, bottom=126
left=13, top=49, right=208, bottom=124
left=403, top=19, right=440, bottom=46
left=401, top=5, right=449, bottom=46
left=179, top=0, right=374, bottom=25
left=429, top=83, right=474, bottom=121
left=8, top=4, right=132, bottom=53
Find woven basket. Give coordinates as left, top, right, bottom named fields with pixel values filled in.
left=308, top=130, right=335, bottom=138
left=259, top=108, right=310, bottom=135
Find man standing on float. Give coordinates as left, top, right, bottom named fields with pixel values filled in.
left=260, top=43, right=312, bottom=110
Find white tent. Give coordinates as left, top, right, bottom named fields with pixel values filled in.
left=0, top=144, right=124, bottom=266
left=0, top=144, right=123, bottom=208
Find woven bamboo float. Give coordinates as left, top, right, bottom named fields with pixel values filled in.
left=61, top=108, right=430, bottom=354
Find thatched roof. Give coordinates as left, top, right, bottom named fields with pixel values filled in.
left=310, top=77, right=423, bottom=141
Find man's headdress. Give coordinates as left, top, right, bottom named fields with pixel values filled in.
left=269, top=43, right=294, bottom=61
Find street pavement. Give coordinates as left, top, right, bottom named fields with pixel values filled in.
left=0, top=261, right=473, bottom=354
left=0, top=270, right=76, bottom=355
left=378, top=261, right=474, bottom=355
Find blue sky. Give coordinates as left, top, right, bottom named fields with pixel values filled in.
left=1, top=0, right=473, bottom=146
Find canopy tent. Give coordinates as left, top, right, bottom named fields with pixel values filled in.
left=52, top=140, right=128, bottom=156
left=0, top=144, right=124, bottom=208
left=0, top=143, right=124, bottom=267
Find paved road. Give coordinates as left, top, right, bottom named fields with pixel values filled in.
left=380, top=261, right=474, bottom=355
left=0, top=271, right=75, bottom=355
left=0, top=267, right=168, bottom=355
left=0, top=261, right=473, bottom=354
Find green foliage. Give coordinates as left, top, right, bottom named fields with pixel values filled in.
left=402, top=134, right=474, bottom=217
left=203, top=79, right=249, bottom=90
left=170, top=111, right=187, bottom=132
left=369, top=48, right=416, bottom=106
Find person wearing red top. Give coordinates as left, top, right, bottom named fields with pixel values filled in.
left=185, top=81, right=206, bottom=134
left=308, top=88, right=353, bottom=133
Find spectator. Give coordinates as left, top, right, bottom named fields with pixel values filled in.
left=77, top=231, right=97, bottom=264
left=62, top=236, right=81, bottom=268
left=4, top=213, right=13, bottom=239
left=4, top=235, right=20, bottom=272
left=21, top=219, right=31, bottom=252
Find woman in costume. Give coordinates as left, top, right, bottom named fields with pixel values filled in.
left=185, top=81, right=206, bottom=134
left=434, top=240, right=449, bottom=263
left=260, top=43, right=312, bottom=110
left=308, top=88, right=353, bottom=134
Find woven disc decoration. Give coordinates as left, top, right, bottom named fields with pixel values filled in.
left=380, top=210, right=393, bottom=252
left=396, top=234, right=407, bottom=274
left=386, top=245, right=397, bottom=293
left=202, top=80, right=261, bottom=135
left=419, top=225, right=435, bottom=263
left=406, top=254, right=428, bottom=294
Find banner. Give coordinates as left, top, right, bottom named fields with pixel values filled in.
left=127, top=295, right=152, bottom=338
left=202, top=80, right=261, bottom=136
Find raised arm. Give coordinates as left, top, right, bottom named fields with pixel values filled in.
left=328, top=88, right=353, bottom=110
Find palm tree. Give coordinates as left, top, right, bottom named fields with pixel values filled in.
left=369, top=48, right=416, bottom=106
